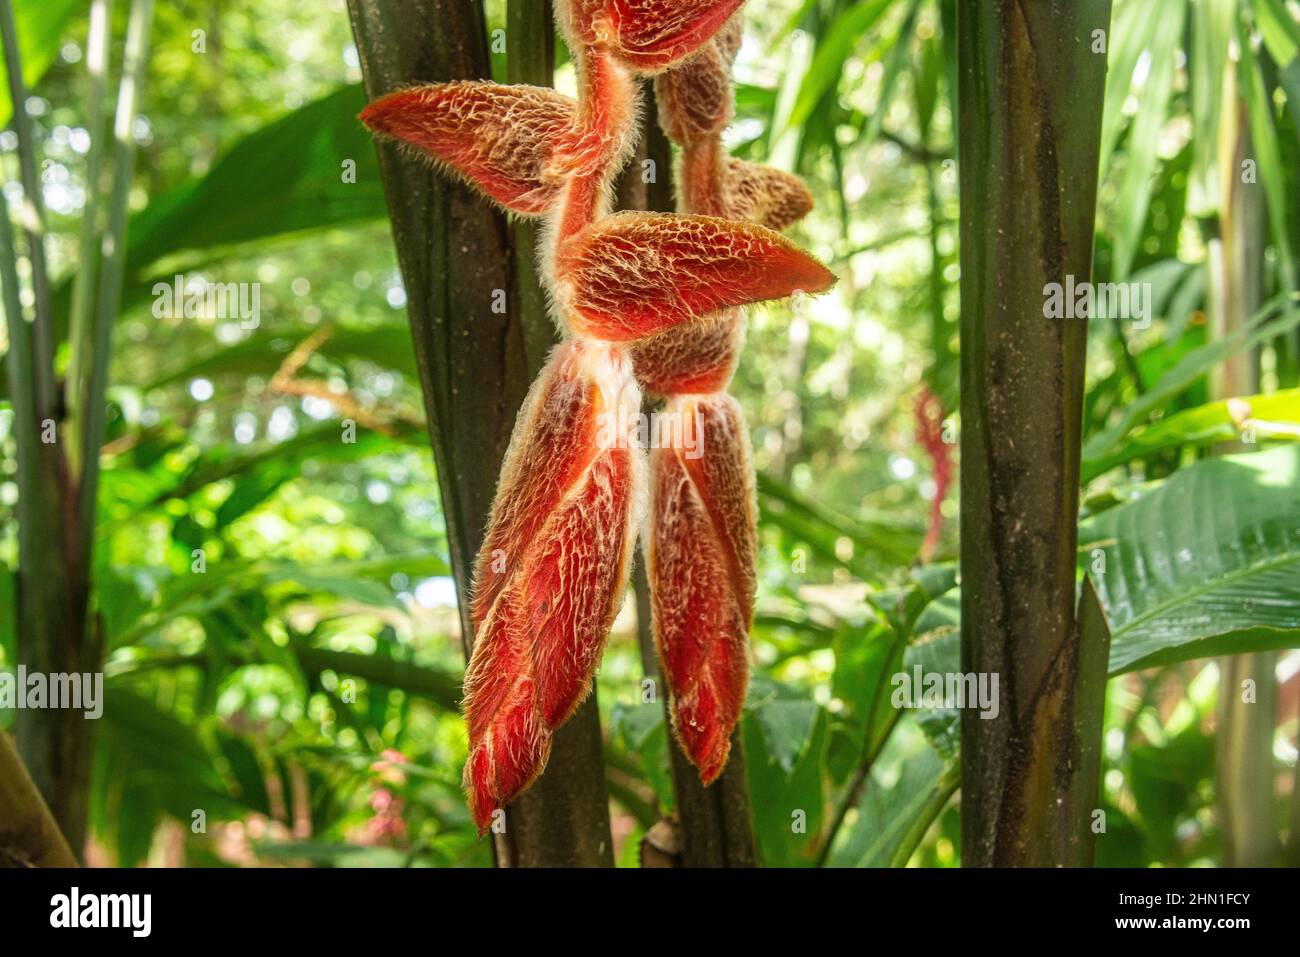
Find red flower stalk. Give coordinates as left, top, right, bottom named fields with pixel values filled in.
left=361, top=0, right=834, bottom=829
left=635, top=15, right=817, bottom=783
left=914, top=385, right=953, bottom=564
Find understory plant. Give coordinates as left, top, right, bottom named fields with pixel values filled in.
left=359, top=0, right=834, bottom=830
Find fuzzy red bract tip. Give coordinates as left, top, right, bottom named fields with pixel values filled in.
left=647, top=393, right=756, bottom=784
left=557, top=212, right=836, bottom=340
left=568, top=0, right=749, bottom=72
left=359, top=82, right=575, bottom=216
left=462, top=342, right=644, bottom=831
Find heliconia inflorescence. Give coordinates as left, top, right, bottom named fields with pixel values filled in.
left=360, top=0, right=833, bottom=830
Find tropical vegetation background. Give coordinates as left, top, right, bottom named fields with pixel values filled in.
left=1, top=0, right=1299, bottom=867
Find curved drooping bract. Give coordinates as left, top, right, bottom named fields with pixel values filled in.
left=360, top=83, right=575, bottom=217
left=630, top=308, right=743, bottom=396
left=646, top=393, right=756, bottom=782
left=566, top=0, right=749, bottom=72
left=558, top=212, right=834, bottom=340
left=463, top=341, right=643, bottom=826
left=360, top=0, right=831, bottom=829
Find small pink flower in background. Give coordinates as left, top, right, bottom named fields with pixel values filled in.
left=361, top=750, right=409, bottom=845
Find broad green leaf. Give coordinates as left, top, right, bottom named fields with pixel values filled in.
left=900, top=605, right=961, bottom=758
left=1081, top=445, right=1300, bottom=673
left=743, top=683, right=828, bottom=867
left=123, top=85, right=385, bottom=280
left=610, top=702, right=674, bottom=811
left=827, top=620, right=900, bottom=783
left=752, top=696, right=819, bottom=775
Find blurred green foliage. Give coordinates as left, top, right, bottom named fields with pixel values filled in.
left=1, top=0, right=1299, bottom=867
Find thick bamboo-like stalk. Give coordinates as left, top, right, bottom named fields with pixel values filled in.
left=0, top=730, right=77, bottom=868
left=345, top=0, right=614, bottom=867
left=957, top=0, right=1113, bottom=866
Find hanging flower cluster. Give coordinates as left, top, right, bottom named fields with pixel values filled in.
left=360, top=0, right=833, bottom=830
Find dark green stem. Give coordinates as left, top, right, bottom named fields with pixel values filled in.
left=957, top=0, right=1113, bottom=867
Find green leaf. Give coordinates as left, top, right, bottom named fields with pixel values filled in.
left=1185, top=0, right=1235, bottom=217
left=610, top=702, right=674, bottom=811
left=214, top=729, right=272, bottom=817
left=901, top=613, right=961, bottom=758
left=1239, top=23, right=1298, bottom=296
left=1255, top=0, right=1300, bottom=67
left=743, top=686, right=828, bottom=867
left=98, top=687, right=243, bottom=819
left=827, top=621, right=900, bottom=782
left=783, top=0, right=892, bottom=133
left=1103, top=0, right=1186, bottom=280
left=123, top=85, right=385, bottom=280
left=0, top=0, right=79, bottom=126
left=1081, top=445, right=1300, bottom=673
left=1082, top=294, right=1299, bottom=461
left=860, top=0, right=922, bottom=148
left=1082, top=388, right=1300, bottom=481
left=826, top=740, right=957, bottom=867
left=752, top=696, right=819, bottom=775
left=1098, top=0, right=1165, bottom=179
left=0, top=564, right=14, bottom=667
left=292, top=645, right=461, bottom=710
left=758, top=472, right=921, bottom=572
left=145, top=325, right=419, bottom=391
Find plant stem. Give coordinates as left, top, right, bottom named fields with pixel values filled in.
left=0, top=0, right=54, bottom=420
left=78, top=0, right=154, bottom=565
left=957, top=0, right=1113, bottom=866
left=1, top=0, right=84, bottom=859
left=1210, top=80, right=1277, bottom=868
left=64, top=0, right=114, bottom=478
